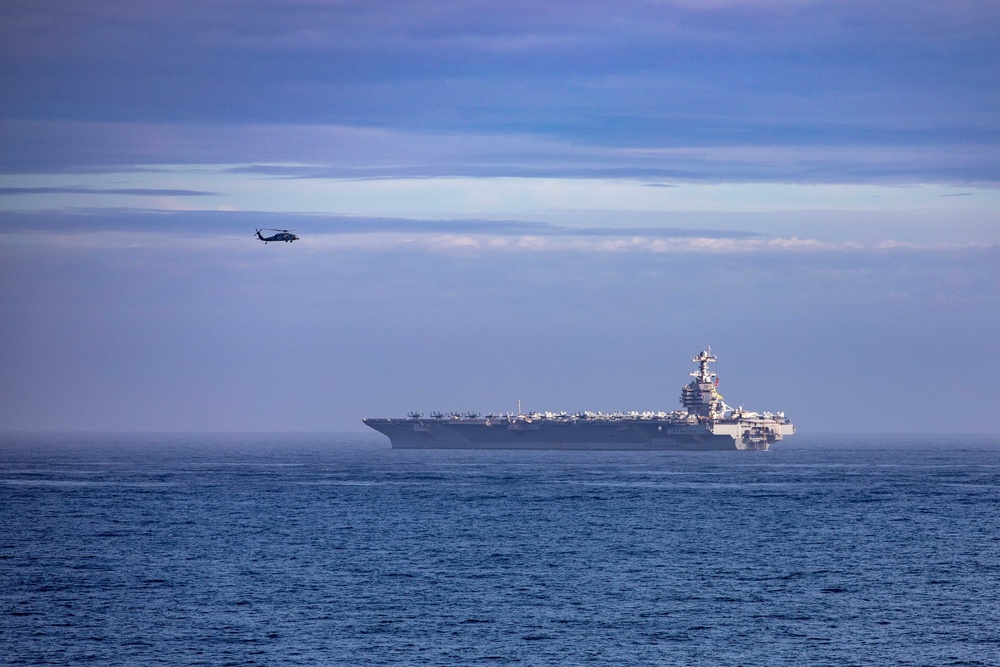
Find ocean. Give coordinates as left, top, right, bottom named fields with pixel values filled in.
left=2, top=432, right=998, bottom=666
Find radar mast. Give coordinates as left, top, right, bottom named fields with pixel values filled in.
left=691, top=346, right=717, bottom=383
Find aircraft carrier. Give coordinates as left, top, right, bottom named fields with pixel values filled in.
left=363, top=347, right=794, bottom=450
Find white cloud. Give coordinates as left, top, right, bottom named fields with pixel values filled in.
left=305, top=230, right=998, bottom=257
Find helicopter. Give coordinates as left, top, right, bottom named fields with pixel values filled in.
left=255, top=228, right=299, bottom=243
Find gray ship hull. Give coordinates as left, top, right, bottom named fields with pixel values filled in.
left=363, top=418, right=786, bottom=451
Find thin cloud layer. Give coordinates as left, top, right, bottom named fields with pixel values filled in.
left=0, top=186, right=214, bottom=197
left=2, top=210, right=996, bottom=258
left=3, top=120, right=997, bottom=185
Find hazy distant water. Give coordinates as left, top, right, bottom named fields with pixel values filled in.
left=2, top=433, right=999, bottom=666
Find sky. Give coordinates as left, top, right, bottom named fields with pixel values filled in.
left=1, top=0, right=999, bottom=433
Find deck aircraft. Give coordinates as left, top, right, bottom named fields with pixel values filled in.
left=255, top=229, right=299, bottom=243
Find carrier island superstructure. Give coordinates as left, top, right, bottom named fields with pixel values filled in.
left=363, top=348, right=794, bottom=450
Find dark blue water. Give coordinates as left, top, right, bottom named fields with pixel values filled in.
left=2, top=433, right=999, bottom=666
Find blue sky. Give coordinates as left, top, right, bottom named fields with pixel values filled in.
left=1, top=0, right=998, bottom=433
